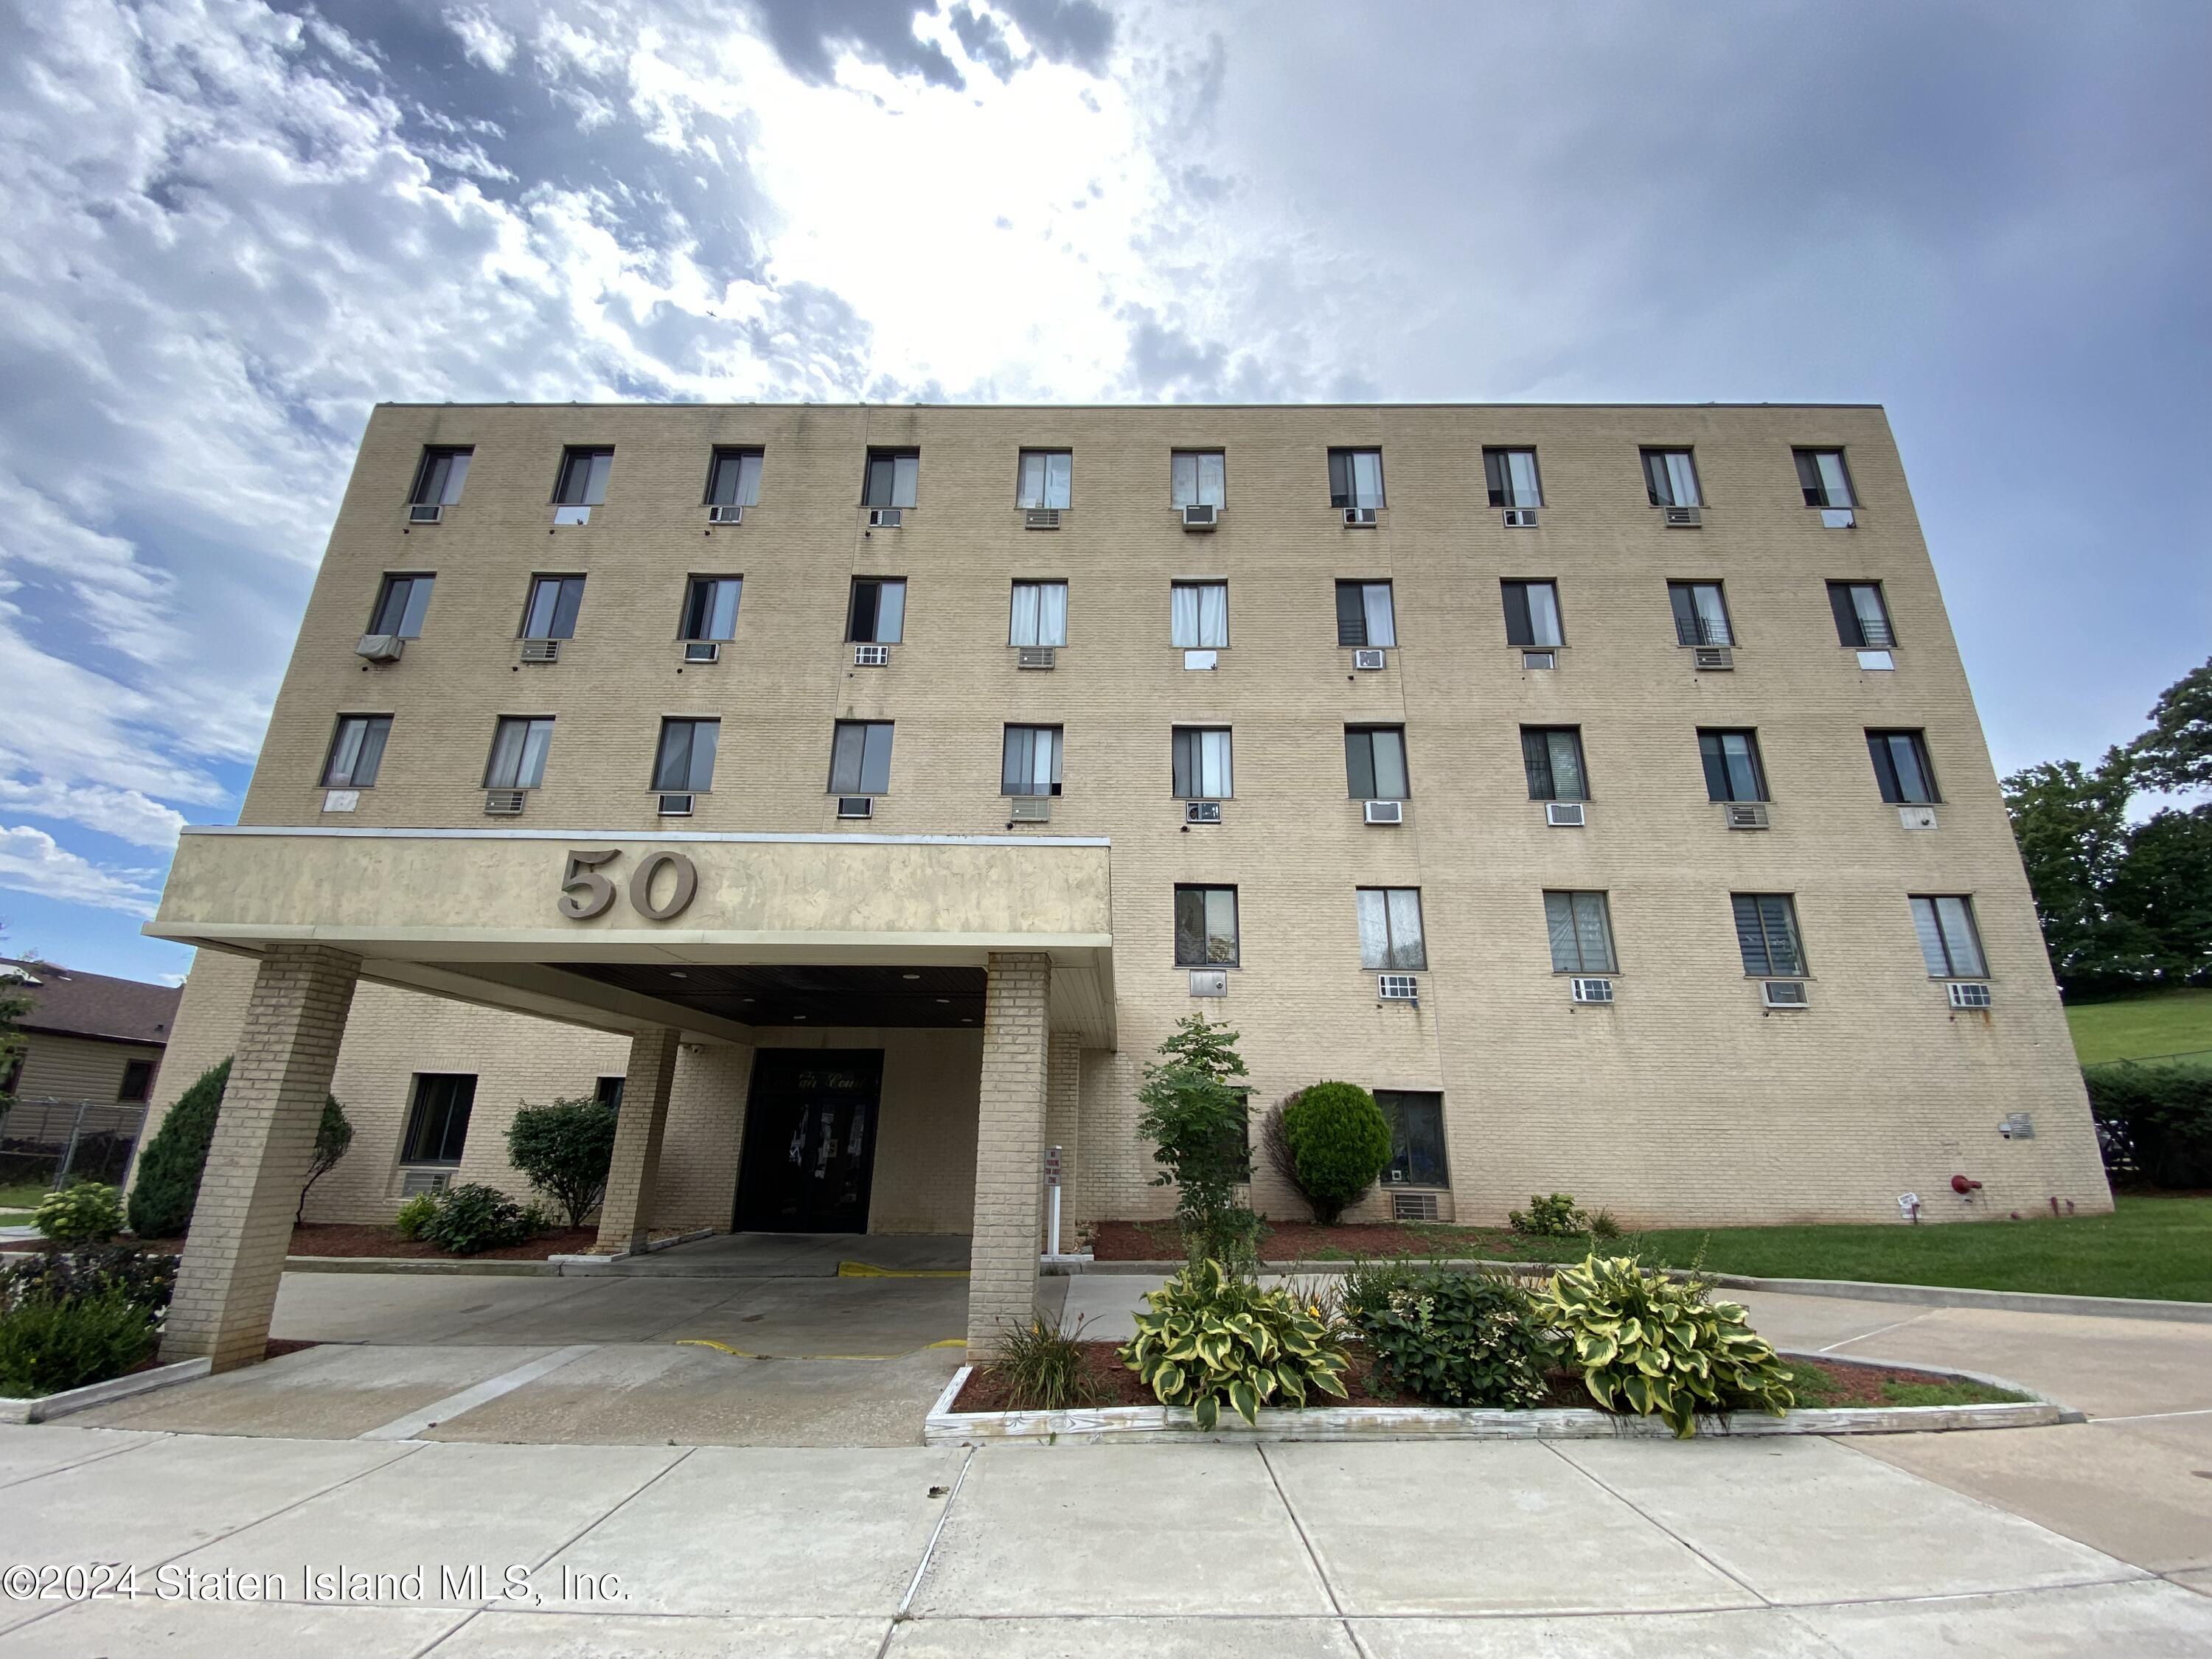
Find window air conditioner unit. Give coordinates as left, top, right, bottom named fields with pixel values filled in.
left=1377, top=974, right=1419, bottom=1002
left=399, top=1169, right=453, bottom=1198
left=1189, top=968, right=1228, bottom=998
left=1820, top=507, right=1857, bottom=529
left=1947, top=981, right=1994, bottom=1010
left=408, top=503, right=443, bottom=524
left=1352, top=648, right=1386, bottom=670
left=520, top=638, right=560, bottom=664
left=837, top=796, right=874, bottom=819
left=1009, top=797, right=1051, bottom=822
left=1343, top=506, right=1378, bottom=526
left=708, top=504, right=744, bottom=525
left=684, top=641, right=720, bottom=664
left=1545, top=801, right=1586, bottom=827
left=1503, top=507, right=1538, bottom=529
left=1017, top=646, right=1057, bottom=669
left=484, top=789, right=526, bottom=816
left=1363, top=799, right=1403, bottom=825
left=1523, top=650, right=1557, bottom=670
left=1180, top=503, right=1218, bottom=529
left=1571, top=976, right=1615, bottom=1004
left=1184, top=799, right=1222, bottom=825
left=1023, top=507, right=1062, bottom=530
left=853, top=644, right=890, bottom=667
left=1761, top=980, right=1809, bottom=1009
left=1899, top=805, right=1938, bottom=831
left=552, top=505, right=591, bottom=526
left=1692, top=645, right=1734, bottom=671
left=355, top=633, right=404, bottom=663
left=656, top=793, right=694, bottom=816
left=1391, top=1190, right=1441, bottom=1222
left=1723, top=801, right=1771, bottom=830
left=868, top=507, right=902, bottom=528
left=1663, top=505, right=1703, bottom=528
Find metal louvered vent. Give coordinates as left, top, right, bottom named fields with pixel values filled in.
left=1391, top=1191, right=1441, bottom=1222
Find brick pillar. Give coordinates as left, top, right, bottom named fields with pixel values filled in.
left=594, top=1026, right=681, bottom=1255
left=161, top=945, right=361, bottom=1371
left=1045, top=1028, right=1081, bottom=1252
left=967, top=951, right=1051, bottom=1355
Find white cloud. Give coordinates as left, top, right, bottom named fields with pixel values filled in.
left=0, top=827, right=161, bottom=917
left=0, top=778, right=189, bottom=850
left=445, top=7, right=518, bottom=74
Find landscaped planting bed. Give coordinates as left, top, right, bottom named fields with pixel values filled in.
left=287, top=1222, right=600, bottom=1261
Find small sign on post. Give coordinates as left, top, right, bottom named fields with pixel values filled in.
left=1044, top=1145, right=1063, bottom=1258
left=1044, top=1145, right=1062, bottom=1189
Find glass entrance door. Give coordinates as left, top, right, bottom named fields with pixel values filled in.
left=734, top=1049, right=884, bottom=1233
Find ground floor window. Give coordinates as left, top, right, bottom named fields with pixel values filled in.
left=594, top=1075, right=625, bottom=1110
left=118, top=1058, right=154, bottom=1102
left=402, top=1074, right=476, bottom=1164
left=1377, top=1090, right=1448, bottom=1187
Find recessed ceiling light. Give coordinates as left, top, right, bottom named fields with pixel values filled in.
left=961, top=1017, right=974, bottom=1023
left=668, top=970, right=688, bottom=979
left=742, top=997, right=756, bottom=1003
left=936, top=998, right=950, bottom=1004
left=793, top=1013, right=807, bottom=1019
left=902, top=973, right=922, bottom=980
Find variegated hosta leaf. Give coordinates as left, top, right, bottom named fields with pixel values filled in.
left=1227, top=1380, right=1260, bottom=1425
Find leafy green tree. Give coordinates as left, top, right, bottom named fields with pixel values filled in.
left=125, top=1058, right=230, bottom=1238
left=0, top=931, right=36, bottom=1110
left=2002, top=751, right=2161, bottom=997
left=2108, top=807, right=2212, bottom=987
left=2131, top=654, right=2212, bottom=796
left=505, top=1095, right=619, bottom=1227
left=1278, top=1082, right=1392, bottom=1224
left=1134, top=1014, right=1258, bottom=1270
left=296, top=1097, right=355, bottom=1224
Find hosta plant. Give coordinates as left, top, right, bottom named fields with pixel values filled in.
left=1548, top=1253, right=1795, bottom=1438
left=1121, top=1259, right=1351, bottom=1430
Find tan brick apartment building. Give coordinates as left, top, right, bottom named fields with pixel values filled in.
left=142, top=401, right=2110, bottom=1368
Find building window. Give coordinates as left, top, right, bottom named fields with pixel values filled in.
left=1174, top=885, right=1239, bottom=966
left=1335, top=581, right=1397, bottom=648
left=681, top=576, right=742, bottom=642
left=1501, top=580, right=1565, bottom=647
left=1009, top=581, right=1068, bottom=647
left=1002, top=725, right=1063, bottom=797
left=863, top=448, right=919, bottom=508
left=1172, top=450, right=1225, bottom=509
left=402, top=1074, right=476, bottom=1165
left=1698, top=729, right=1768, bottom=802
left=117, top=1059, right=155, bottom=1104
left=847, top=578, right=906, bottom=644
left=368, top=574, right=435, bottom=639
left=1521, top=727, right=1589, bottom=801
left=1668, top=581, right=1733, bottom=647
left=1795, top=448, right=1855, bottom=509
left=554, top=447, right=613, bottom=507
left=1326, top=448, right=1385, bottom=509
left=1484, top=447, right=1543, bottom=508
left=1545, top=891, right=1618, bottom=974
left=1344, top=726, right=1409, bottom=800
left=1868, top=730, right=1940, bottom=804
left=1172, top=727, right=1234, bottom=799
left=1377, top=1090, right=1447, bottom=1187
left=1912, top=895, right=1988, bottom=978
left=1170, top=581, right=1228, bottom=648
left=1642, top=448, right=1701, bottom=507
left=1828, top=582, right=1896, bottom=648
left=484, top=717, right=554, bottom=790
left=521, top=575, right=585, bottom=640
left=1357, top=888, right=1427, bottom=971
left=652, top=718, right=719, bottom=793
left=594, top=1075, right=625, bottom=1110
left=830, top=720, right=894, bottom=795
left=321, top=715, right=392, bottom=787
left=409, top=447, right=472, bottom=509
left=1733, top=894, right=1806, bottom=977
left=705, top=448, right=762, bottom=507
left=1016, top=449, right=1073, bottom=509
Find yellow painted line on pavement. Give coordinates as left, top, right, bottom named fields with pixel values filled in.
left=674, top=1336, right=969, bottom=1362
left=837, top=1260, right=970, bottom=1279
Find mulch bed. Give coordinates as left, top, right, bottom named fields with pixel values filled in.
left=285, top=1222, right=601, bottom=1261
left=1090, top=1218, right=1528, bottom=1263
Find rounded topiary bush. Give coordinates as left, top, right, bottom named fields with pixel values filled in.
left=125, top=1058, right=230, bottom=1239
left=1279, top=1081, right=1392, bottom=1224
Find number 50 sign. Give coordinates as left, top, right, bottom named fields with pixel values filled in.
left=558, top=849, right=700, bottom=922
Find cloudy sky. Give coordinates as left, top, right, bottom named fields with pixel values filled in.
left=1, top=0, right=2205, bottom=982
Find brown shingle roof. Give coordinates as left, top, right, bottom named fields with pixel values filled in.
left=1, top=959, right=181, bottom=1047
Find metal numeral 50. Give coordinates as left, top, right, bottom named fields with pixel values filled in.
left=558, top=849, right=698, bottom=921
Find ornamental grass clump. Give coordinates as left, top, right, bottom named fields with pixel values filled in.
left=1342, top=1262, right=1559, bottom=1408
left=989, top=1315, right=1101, bottom=1412
left=1548, top=1253, right=1795, bottom=1438
left=1121, top=1259, right=1350, bottom=1430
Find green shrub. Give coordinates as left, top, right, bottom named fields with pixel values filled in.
left=125, top=1058, right=229, bottom=1238
left=1509, top=1193, right=1590, bottom=1237
left=1, top=1245, right=176, bottom=1319
left=988, top=1316, right=1099, bottom=1411
left=1548, top=1254, right=1795, bottom=1438
left=392, top=1192, right=441, bottom=1240
left=1343, top=1264, right=1559, bottom=1408
left=417, top=1183, right=533, bottom=1256
left=1278, top=1082, right=1392, bottom=1225
left=506, top=1096, right=620, bottom=1227
left=1121, top=1259, right=1350, bottom=1430
left=0, top=1288, right=157, bottom=1397
left=35, top=1181, right=123, bottom=1245
left=2086, top=1062, right=2212, bottom=1188
left=296, top=1098, right=355, bottom=1224
left=1135, top=1016, right=1260, bottom=1271
left=1587, top=1208, right=1623, bottom=1240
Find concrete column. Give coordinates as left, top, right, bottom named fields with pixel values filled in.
left=967, top=950, right=1051, bottom=1355
left=1044, top=1028, right=1081, bottom=1251
left=593, top=1026, right=681, bottom=1255
left=161, top=945, right=361, bottom=1371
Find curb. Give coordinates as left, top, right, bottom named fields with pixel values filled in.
left=0, top=1357, right=212, bottom=1425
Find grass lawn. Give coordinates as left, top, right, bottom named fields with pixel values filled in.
left=0, top=1181, right=51, bottom=1211
left=2066, top=987, right=2212, bottom=1065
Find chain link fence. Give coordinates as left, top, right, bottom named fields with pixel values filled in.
left=0, top=1098, right=150, bottom=1200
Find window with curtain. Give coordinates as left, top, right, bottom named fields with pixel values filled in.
left=484, top=717, right=554, bottom=790
left=321, top=715, right=391, bottom=787
left=1911, top=895, right=1987, bottom=978
left=402, top=1074, right=476, bottom=1164
left=1868, top=730, right=1939, bottom=804
left=1698, top=729, right=1768, bottom=802
left=847, top=578, right=906, bottom=643
left=681, top=576, right=742, bottom=641
left=1794, top=448, right=1855, bottom=509
left=1170, top=581, right=1229, bottom=647
left=1171, top=728, right=1233, bottom=799
left=1544, top=891, right=1617, bottom=974
left=829, top=720, right=894, bottom=794
left=1484, top=448, right=1543, bottom=507
left=1009, top=581, right=1068, bottom=647
left=1667, top=581, right=1733, bottom=646
left=1016, top=450, right=1073, bottom=509
left=1001, top=725, right=1063, bottom=796
left=652, top=718, right=719, bottom=793
left=1356, top=888, right=1427, bottom=971
left=1335, top=581, right=1397, bottom=647
left=554, top=448, right=612, bottom=506
left=1173, top=885, right=1239, bottom=966
left=1827, top=582, right=1895, bottom=648
left=1172, top=451, right=1226, bottom=508
left=521, top=574, right=585, bottom=639
left=1641, top=448, right=1701, bottom=507
left=1326, top=448, right=1385, bottom=509
left=1501, top=580, right=1564, bottom=647
left=1377, top=1090, right=1448, bottom=1187
left=706, top=448, right=763, bottom=507
left=1732, top=894, right=1806, bottom=977
left=1521, top=727, right=1588, bottom=801
left=408, top=448, right=471, bottom=507
left=862, top=449, right=919, bottom=507
left=369, top=574, right=434, bottom=638
left=1345, top=726, right=1410, bottom=799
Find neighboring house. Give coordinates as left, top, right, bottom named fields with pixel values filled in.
left=1, top=958, right=181, bottom=1110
